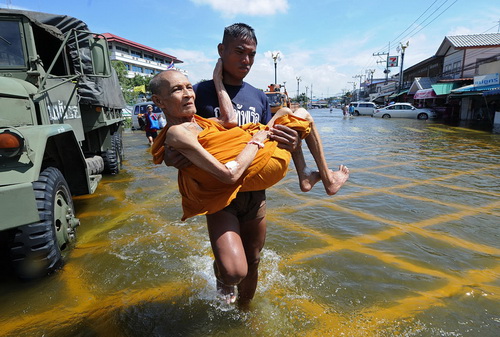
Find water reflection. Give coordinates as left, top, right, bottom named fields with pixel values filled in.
left=0, top=109, right=499, bottom=336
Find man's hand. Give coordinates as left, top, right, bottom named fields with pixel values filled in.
left=269, top=124, right=300, bottom=152
left=164, top=146, right=192, bottom=169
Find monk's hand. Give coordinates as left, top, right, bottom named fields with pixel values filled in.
left=270, top=124, right=300, bottom=152
left=164, top=146, right=192, bottom=169
left=251, top=130, right=269, bottom=144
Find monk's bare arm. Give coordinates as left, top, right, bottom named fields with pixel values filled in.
left=166, top=125, right=268, bottom=184
left=210, top=59, right=238, bottom=129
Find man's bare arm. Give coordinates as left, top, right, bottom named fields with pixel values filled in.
left=269, top=124, right=300, bottom=152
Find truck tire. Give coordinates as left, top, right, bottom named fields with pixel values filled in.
left=102, top=132, right=122, bottom=175
left=86, top=155, right=105, bottom=175
left=10, top=167, right=79, bottom=279
left=113, top=131, right=124, bottom=168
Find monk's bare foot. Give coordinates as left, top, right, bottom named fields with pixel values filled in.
left=324, top=165, right=349, bottom=195
left=216, top=278, right=237, bottom=304
left=299, top=167, right=321, bottom=192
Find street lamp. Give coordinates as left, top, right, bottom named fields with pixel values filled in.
left=272, top=52, right=280, bottom=85
left=397, top=42, right=409, bottom=93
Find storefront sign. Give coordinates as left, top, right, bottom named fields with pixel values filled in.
left=474, top=73, right=499, bottom=87
left=388, top=56, right=398, bottom=67
left=414, top=88, right=437, bottom=100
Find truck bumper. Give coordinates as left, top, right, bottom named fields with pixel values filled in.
left=0, top=182, right=40, bottom=231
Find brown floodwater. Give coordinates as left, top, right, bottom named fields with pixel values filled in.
left=1, top=109, right=499, bottom=337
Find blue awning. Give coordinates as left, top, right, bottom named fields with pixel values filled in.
left=451, top=84, right=500, bottom=93
left=483, top=88, right=500, bottom=96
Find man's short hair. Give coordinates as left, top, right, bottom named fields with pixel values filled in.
left=222, top=23, right=257, bottom=46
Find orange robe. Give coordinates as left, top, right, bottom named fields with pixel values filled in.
left=152, top=114, right=310, bottom=220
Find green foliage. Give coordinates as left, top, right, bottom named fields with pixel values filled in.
left=295, top=93, right=309, bottom=104
left=111, top=60, right=152, bottom=105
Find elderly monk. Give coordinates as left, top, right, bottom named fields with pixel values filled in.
left=150, top=68, right=349, bottom=220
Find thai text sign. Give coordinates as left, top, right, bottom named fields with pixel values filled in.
left=474, top=73, right=499, bottom=87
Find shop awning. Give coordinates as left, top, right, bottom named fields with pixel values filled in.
left=372, top=92, right=394, bottom=102
left=451, top=83, right=500, bottom=93
left=483, top=88, right=500, bottom=96
left=448, top=83, right=500, bottom=97
left=431, top=83, right=457, bottom=95
left=388, top=89, right=409, bottom=99
left=414, top=88, right=437, bottom=100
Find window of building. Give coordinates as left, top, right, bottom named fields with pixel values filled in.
left=144, top=68, right=154, bottom=75
left=132, top=65, right=143, bottom=73
left=155, top=57, right=164, bottom=63
left=116, top=46, right=129, bottom=53
left=452, top=61, right=461, bottom=74
left=131, top=50, right=142, bottom=58
left=144, top=54, right=154, bottom=61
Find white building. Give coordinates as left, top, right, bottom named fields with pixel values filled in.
left=436, top=33, right=500, bottom=80
left=103, top=33, right=183, bottom=78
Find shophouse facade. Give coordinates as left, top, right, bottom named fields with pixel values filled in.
left=384, top=33, right=500, bottom=126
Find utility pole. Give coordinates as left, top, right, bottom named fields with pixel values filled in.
left=353, top=74, right=363, bottom=100
left=397, top=42, right=409, bottom=93
left=272, top=52, right=280, bottom=85
left=373, top=42, right=390, bottom=84
left=366, top=69, right=375, bottom=94
left=347, top=81, right=356, bottom=102
left=310, top=84, right=313, bottom=108
left=296, top=76, right=301, bottom=99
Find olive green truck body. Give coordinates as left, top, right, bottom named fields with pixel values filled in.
left=0, top=9, right=125, bottom=278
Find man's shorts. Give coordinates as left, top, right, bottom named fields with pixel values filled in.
left=146, top=130, right=158, bottom=139
left=222, top=190, right=266, bottom=222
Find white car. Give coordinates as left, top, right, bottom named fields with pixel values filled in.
left=372, top=103, right=437, bottom=120
left=350, top=101, right=377, bottom=116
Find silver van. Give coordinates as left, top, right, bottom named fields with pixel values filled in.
left=131, top=102, right=165, bottom=130
left=350, top=102, right=377, bottom=116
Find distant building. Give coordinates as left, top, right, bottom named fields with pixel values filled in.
left=103, top=33, right=183, bottom=78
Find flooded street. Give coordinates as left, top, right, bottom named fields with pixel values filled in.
left=1, top=108, right=499, bottom=336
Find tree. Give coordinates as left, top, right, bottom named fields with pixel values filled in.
left=111, top=60, right=152, bottom=105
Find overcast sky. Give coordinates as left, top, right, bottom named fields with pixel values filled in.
left=2, top=0, right=499, bottom=98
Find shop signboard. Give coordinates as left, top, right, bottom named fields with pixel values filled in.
left=474, top=73, right=499, bottom=87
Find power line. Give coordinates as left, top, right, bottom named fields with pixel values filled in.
left=406, top=0, right=458, bottom=40
left=387, top=0, right=439, bottom=52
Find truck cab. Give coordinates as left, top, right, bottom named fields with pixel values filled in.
left=0, top=9, right=125, bottom=279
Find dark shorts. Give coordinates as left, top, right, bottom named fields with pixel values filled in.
left=146, top=130, right=158, bottom=139
left=222, top=190, right=267, bottom=222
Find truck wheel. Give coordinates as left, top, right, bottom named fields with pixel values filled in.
left=10, top=167, right=79, bottom=279
left=86, top=155, right=104, bottom=175
left=102, top=149, right=119, bottom=175
left=113, top=132, right=124, bottom=168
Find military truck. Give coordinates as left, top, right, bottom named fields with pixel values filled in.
left=0, top=9, right=126, bottom=279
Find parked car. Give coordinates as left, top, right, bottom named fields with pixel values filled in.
left=350, top=101, right=377, bottom=116
left=132, top=102, right=165, bottom=130
left=372, top=103, right=437, bottom=120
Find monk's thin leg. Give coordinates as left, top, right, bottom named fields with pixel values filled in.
left=293, top=109, right=350, bottom=195
left=270, top=107, right=322, bottom=192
